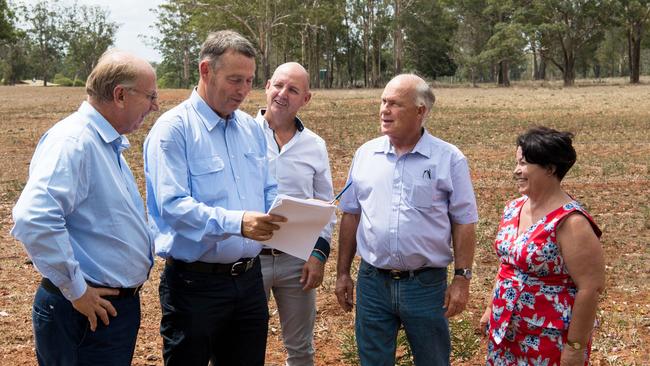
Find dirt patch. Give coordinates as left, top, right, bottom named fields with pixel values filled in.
left=0, top=85, right=648, bottom=365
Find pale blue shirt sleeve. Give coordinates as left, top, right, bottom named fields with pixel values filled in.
left=448, top=156, right=479, bottom=224
left=339, top=149, right=361, bottom=215
left=145, top=118, right=245, bottom=244
left=12, top=133, right=89, bottom=300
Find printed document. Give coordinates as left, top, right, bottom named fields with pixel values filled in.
left=262, top=194, right=336, bottom=260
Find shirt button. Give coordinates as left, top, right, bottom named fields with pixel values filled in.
left=236, top=176, right=240, bottom=180
left=231, top=155, right=235, bottom=158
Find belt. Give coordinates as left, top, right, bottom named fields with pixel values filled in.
left=165, top=257, right=257, bottom=276
left=40, top=277, right=142, bottom=298
left=375, top=266, right=440, bottom=280
left=260, top=248, right=284, bottom=256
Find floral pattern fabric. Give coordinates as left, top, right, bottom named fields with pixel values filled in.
left=486, top=196, right=601, bottom=366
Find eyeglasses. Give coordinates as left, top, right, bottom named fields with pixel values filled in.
left=127, top=87, right=158, bottom=103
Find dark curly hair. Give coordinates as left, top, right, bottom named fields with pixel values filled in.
left=516, top=126, right=576, bottom=180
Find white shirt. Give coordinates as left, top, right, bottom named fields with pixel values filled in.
left=255, top=109, right=335, bottom=244
left=339, top=130, right=478, bottom=270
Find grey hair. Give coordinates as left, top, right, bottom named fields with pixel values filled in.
left=413, top=76, right=435, bottom=116
left=86, top=49, right=143, bottom=103
left=199, top=30, right=257, bottom=70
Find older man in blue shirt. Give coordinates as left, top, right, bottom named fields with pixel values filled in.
left=11, top=50, right=159, bottom=366
left=144, top=30, right=284, bottom=366
left=335, top=74, right=478, bottom=366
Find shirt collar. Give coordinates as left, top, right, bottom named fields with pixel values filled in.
left=79, top=101, right=127, bottom=150
left=190, top=88, right=232, bottom=131
left=374, top=128, right=432, bottom=158
left=257, top=108, right=304, bottom=132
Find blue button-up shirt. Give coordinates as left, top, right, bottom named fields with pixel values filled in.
left=339, top=131, right=478, bottom=270
left=11, top=101, right=154, bottom=301
left=144, top=90, right=277, bottom=263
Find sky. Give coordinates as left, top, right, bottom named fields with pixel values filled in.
left=20, top=0, right=164, bottom=63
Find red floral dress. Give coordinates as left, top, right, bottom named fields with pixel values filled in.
left=486, top=196, right=601, bottom=366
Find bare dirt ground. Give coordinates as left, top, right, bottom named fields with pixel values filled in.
left=0, top=84, right=648, bottom=365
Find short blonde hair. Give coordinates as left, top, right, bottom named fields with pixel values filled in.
left=86, top=50, right=143, bottom=103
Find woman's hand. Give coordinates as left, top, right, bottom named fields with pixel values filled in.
left=560, top=346, right=585, bottom=366
left=479, top=306, right=491, bottom=336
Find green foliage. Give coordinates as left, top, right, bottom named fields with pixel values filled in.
left=0, top=0, right=14, bottom=42
left=52, top=73, right=84, bottom=87
left=402, top=0, right=458, bottom=79
left=53, top=73, right=74, bottom=86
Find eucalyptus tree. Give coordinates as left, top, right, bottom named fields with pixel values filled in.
left=611, top=0, right=650, bottom=83
left=63, top=3, right=117, bottom=81
left=529, top=0, right=607, bottom=86
left=21, top=0, right=66, bottom=86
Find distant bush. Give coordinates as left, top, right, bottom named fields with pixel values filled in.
left=53, top=73, right=84, bottom=87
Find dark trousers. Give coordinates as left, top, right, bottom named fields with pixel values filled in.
left=32, top=285, right=141, bottom=366
left=159, top=259, right=269, bottom=366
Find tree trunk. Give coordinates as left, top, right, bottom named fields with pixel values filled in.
left=628, top=22, right=642, bottom=84
left=497, top=60, right=510, bottom=87
left=183, top=46, right=190, bottom=88
left=344, top=13, right=354, bottom=87
left=539, top=53, right=547, bottom=80
left=532, top=44, right=539, bottom=80
left=563, top=53, right=575, bottom=86
left=393, top=0, right=403, bottom=75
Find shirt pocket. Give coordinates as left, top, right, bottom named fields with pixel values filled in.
left=188, top=155, right=226, bottom=202
left=407, top=178, right=447, bottom=209
left=244, top=152, right=266, bottom=177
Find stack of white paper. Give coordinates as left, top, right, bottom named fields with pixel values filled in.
left=261, top=194, right=336, bottom=260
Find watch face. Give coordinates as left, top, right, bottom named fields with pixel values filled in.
left=455, top=269, right=472, bottom=279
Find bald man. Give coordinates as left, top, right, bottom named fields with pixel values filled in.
left=255, top=62, right=335, bottom=366
left=335, top=74, right=478, bottom=365
left=11, top=50, right=159, bottom=365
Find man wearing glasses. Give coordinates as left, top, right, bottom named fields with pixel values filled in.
left=144, top=30, right=285, bottom=365
left=11, top=50, right=159, bottom=365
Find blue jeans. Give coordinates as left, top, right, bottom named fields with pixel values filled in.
left=160, top=259, right=269, bottom=366
left=32, top=285, right=141, bottom=366
left=355, top=260, right=450, bottom=366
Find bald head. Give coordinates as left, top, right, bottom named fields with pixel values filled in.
left=86, top=50, right=156, bottom=104
left=385, top=74, right=435, bottom=117
left=270, top=62, right=310, bottom=91
left=265, top=62, right=312, bottom=125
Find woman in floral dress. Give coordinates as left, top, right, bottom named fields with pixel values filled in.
left=481, top=127, right=604, bottom=366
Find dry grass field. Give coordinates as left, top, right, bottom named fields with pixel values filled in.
left=0, top=83, right=648, bottom=365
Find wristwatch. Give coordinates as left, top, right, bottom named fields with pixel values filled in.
left=566, top=340, right=583, bottom=350
left=454, top=268, right=472, bottom=280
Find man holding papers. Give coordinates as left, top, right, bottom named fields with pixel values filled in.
left=255, top=62, right=336, bottom=366
left=335, top=74, right=478, bottom=366
left=144, top=31, right=284, bottom=365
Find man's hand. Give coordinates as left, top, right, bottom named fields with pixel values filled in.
left=241, top=212, right=286, bottom=241
left=443, top=276, right=470, bottom=318
left=300, top=256, right=325, bottom=291
left=71, top=286, right=119, bottom=331
left=335, top=273, right=355, bottom=312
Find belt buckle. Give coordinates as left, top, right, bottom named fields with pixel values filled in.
left=271, top=248, right=282, bottom=256
left=230, top=261, right=244, bottom=276
left=389, top=270, right=402, bottom=280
